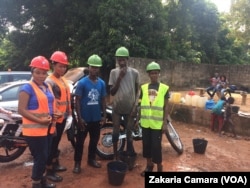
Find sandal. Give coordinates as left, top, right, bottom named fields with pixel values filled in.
left=140, top=164, right=154, bottom=177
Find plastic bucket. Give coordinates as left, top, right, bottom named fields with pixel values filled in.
left=119, top=151, right=137, bottom=171
left=192, top=138, right=208, bottom=154
left=107, top=161, right=128, bottom=186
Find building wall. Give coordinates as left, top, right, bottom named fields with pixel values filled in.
left=129, top=58, right=250, bottom=90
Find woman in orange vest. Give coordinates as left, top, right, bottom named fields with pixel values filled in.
left=18, top=56, right=61, bottom=188
left=45, top=51, right=72, bottom=182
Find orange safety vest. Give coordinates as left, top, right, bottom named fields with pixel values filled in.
left=22, top=81, right=56, bottom=136
left=47, top=75, right=71, bottom=123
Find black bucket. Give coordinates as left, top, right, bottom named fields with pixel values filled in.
left=192, top=138, right=208, bottom=154
left=107, top=161, right=128, bottom=186
left=119, top=151, right=137, bottom=171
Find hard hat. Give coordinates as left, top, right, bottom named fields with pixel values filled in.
left=87, top=54, right=102, bottom=67
left=50, top=51, right=69, bottom=65
left=115, top=47, right=129, bottom=57
left=146, top=61, right=160, bottom=72
left=29, top=56, right=50, bottom=71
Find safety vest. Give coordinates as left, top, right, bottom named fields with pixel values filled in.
left=140, top=83, right=169, bottom=130
left=22, top=81, right=56, bottom=136
left=48, top=75, right=71, bottom=123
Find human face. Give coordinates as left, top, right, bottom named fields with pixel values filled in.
left=53, top=63, right=68, bottom=77
left=148, top=70, right=160, bottom=83
left=88, top=66, right=100, bottom=78
left=32, top=68, right=48, bottom=85
left=116, top=57, right=128, bottom=68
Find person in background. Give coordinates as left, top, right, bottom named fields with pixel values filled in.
left=72, top=54, right=107, bottom=174
left=220, top=97, right=237, bottom=137
left=138, top=61, right=170, bottom=177
left=216, top=75, right=229, bottom=98
left=18, top=56, right=61, bottom=188
left=206, top=72, right=220, bottom=99
left=45, top=51, right=72, bottom=182
left=109, top=46, right=140, bottom=161
left=210, top=96, right=226, bottom=133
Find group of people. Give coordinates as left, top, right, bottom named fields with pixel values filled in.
left=18, top=46, right=170, bottom=188
left=206, top=72, right=230, bottom=99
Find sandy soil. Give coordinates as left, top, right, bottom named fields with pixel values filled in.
left=0, top=91, right=250, bottom=188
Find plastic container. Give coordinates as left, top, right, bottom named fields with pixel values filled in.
left=191, top=95, right=199, bottom=107
left=193, top=138, right=208, bottom=154
left=107, top=161, right=128, bottom=186
left=197, top=96, right=208, bottom=108
left=170, top=92, right=181, bottom=103
left=185, top=94, right=192, bottom=106
left=205, top=99, right=215, bottom=110
left=119, top=151, right=137, bottom=171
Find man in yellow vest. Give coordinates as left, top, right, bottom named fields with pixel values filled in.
left=139, top=61, right=170, bottom=176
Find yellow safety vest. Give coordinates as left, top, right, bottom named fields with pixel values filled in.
left=140, top=83, right=169, bottom=130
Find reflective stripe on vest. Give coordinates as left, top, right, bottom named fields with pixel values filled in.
left=22, top=81, right=56, bottom=136
left=140, top=83, right=169, bottom=130
left=48, top=75, right=71, bottom=123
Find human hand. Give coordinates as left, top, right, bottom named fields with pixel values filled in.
left=77, top=118, right=86, bottom=131
left=64, top=115, right=73, bottom=132
left=119, top=67, right=127, bottom=79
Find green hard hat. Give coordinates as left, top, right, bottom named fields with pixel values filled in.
left=146, top=61, right=161, bottom=72
left=87, top=54, right=102, bottom=67
left=115, top=47, right=129, bottom=57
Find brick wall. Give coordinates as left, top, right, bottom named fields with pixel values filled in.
left=129, top=58, right=250, bottom=90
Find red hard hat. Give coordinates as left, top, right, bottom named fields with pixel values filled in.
left=29, top=56, right=50, bottom=71
left=50, top=51, right=69, bottom=65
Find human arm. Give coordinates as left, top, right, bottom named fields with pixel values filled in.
left=18, top=91, right=52, bottom=125
left=110, top=67, right=127, bottom=96
left=100, top=96, right=107, bottom=125
left=75, top=95, right=86, bottom=131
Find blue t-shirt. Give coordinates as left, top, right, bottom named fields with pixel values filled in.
left=20, top=81, right=54, bottom=116
left=74, top=76, right=107, bottom=122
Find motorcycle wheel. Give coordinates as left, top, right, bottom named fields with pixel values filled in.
left=0, top=136, right=27, bottom=163
left=96, top=123, right=125, bottom=160
left=165, top=121, right=184, bottom=155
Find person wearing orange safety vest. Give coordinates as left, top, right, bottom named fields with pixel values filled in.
left=138, top=61, right=170, bottom=177
left=18, top=56, right=61, bottom=188
left=45, top=51, right=72, bottom=182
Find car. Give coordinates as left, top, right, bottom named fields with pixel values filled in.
left=64, top=67, right=88, bottom=93
left=0, top=80, right=29, bottom=112
left=0, top=71, right=32, bottom=85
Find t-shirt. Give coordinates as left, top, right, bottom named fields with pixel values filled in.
left=211, top=99, right=225, bottom=115
left=109, top=67, right=139, bottom=114
left=75, top=76, right=107, bottom=122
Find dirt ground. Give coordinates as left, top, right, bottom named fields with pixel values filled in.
left=0, top=91, right=250, bottom=188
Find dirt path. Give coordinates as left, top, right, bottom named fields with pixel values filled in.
left=0, top=90, right=250, bottom=188
left=0, top=120, right=250, bottom=188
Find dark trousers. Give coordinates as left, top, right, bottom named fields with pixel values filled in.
left=47, top=119, right=66, bottom=165
left=26, top=135, right=53, bottom=181
left=142, top=127, right=162, bottom=164
left=74, top=121, right=100, bottom=162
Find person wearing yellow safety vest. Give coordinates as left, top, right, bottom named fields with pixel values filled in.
left=18, top=56, right=62, bottom=188
left=138, top=61, right=170, bottom=177
left=45, top=51, right=72, bottom=182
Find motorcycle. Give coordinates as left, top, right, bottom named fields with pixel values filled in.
left=0, top=112, right=27, bottom=163
left=96, top=105, right=184, bottom=160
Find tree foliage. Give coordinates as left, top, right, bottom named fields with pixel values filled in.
left=0, top=0, right=249, bottom=71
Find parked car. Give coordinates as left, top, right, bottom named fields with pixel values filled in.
left=0, top=71, right=32, bottom=85
left=0, top=80, right=29, bottom=112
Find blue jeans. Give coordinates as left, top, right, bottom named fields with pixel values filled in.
left=25, top=135, right=53, bottom=181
